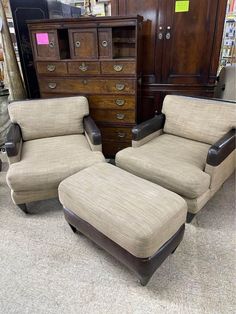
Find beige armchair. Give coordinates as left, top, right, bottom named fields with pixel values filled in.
left=116, top=95, right=236, bottom=222
left=5, top=96, right=105, bottom=213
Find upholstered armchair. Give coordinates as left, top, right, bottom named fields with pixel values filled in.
left=5, top=96, right=105, bottom=213
left=116, top=95, right=236, bottom=222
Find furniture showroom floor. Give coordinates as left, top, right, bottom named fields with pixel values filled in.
left=0, top=154, right=235, bottom=314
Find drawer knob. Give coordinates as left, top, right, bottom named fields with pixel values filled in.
left=75, top=41, right=81, bottom=48
left=47, top=64, right=56, bottom=72
left=48, top=82, right=57, bottom=89
left=115, top=99, right=125, bottom=106
left=79, top=62, right=88, bottom=72
left=101, top=40, right=108, bottom=47
left=83, top=79, right=88, bottom=85
left=117, top=132, right=126, bottom=138
left=49, top=42, right=54, bottom=48
left=116, top=83, right=125, bottom=91
left=116, top=113, right=125, bottom=120
left=114, top=65, right=123, bottom=72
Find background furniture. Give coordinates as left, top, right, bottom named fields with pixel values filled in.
left=0, top=88, right=10, bottom=147
left=9, top=0, right=49, bottom=99
left=59, top=163, right=187, bottom=286
left=214, top=65, right=236, bottom=101
left=28, top=16, right=143, bottom=156
left=5, top=96, right=105, bottom=212
left=219, top=1, right=236, bottom=66
left=116, top=95, right=236, bottom=221
left=9, top=0, right=81, bottom=99
left=111, top=0, right=228, bottom=121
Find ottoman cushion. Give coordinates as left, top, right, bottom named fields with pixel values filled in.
left=59, top=163, right=187, bottom=258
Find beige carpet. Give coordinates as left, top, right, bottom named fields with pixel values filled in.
left=0, top=154, right=235, bottom=314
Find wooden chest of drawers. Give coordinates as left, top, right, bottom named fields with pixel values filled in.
left=28, top=16, right=143, bottom=156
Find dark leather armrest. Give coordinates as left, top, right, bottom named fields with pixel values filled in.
left=5, top=123, right=22, bottom=157
left=83, top=116, right=102, bottom=145
left=132, top=114, right=165, bottom=141
left=207, top=129, right=235, bottom=166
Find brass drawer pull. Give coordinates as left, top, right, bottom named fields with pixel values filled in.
left=101, top=40, right=108, bottom=47
left=48, top=82, right=57, bottom=89
left=117, top=132, right=126, bottom=138
left=79, top=62, right=88, bottom=72
left=116, top=113, right=125, bottom=120
left=49, top=42, right=54, bottom=48
left=75, top=41, right=81, bottom=48
left=47, top=64, right=56, bottom=72
left=115, top=99, right=125, bottom=106
left=114, top=65, right=123, bottom=72
left=82, top=79, right=88, bottom=85
left=116, top=83, right=125, bottom=91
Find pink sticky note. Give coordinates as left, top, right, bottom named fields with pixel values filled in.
left=36, top=33, right=49, bottom=45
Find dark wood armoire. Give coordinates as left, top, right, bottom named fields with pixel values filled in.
left=111, top=0, right=227, bottom=121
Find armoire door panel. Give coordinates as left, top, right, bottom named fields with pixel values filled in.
left=163, top=0, right=218, bottom=84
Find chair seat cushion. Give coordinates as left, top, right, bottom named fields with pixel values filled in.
left=59, top=163, right=187, bottom=258
left=7, top=134, right=105, bottom=192
left=116, top=134, right=211, bottom=199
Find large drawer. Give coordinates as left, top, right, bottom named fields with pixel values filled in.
left=90, top=109, right=135, bottom=123
left=100, top=126, right=132, bottom=141
left=68, top=61, right=100, bottom=75
left=101, top=61, right=136, bottom=75
left=88, top=95, right=135, bottom=110
left=39, top=78, right=135, bottom=94
left=36, top=62, right=67, bottom=75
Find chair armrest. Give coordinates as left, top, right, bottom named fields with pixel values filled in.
left=83, top=116, right=102, bottom=145
left=5, top=123, right=22, bottom=157
left=206, top=129, right=235, bottom=166
left=132, top=114, right=165, bottom=141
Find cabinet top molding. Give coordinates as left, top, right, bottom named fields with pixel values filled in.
left=27, top=15, right=143, bottom=26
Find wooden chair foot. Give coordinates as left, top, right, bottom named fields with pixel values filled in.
left=171, top=246, right=178, bottom=254
left=139, top=276, right=151, bottom=286
left=69, top=223, right=77, bottom=233
left=186, top=212, right=195, bottom=223
left=17, top=203, right=28, bottom=214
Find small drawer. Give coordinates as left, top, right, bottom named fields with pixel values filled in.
left=101, top=61, right=136, bottom=75
left=88, top=95, right=135, bottom=110
left=68, top=61, right=100, bottom=75
left=102, top=140, right=131, bottom=157
left=105, top=80, right=135, bottom=94
left=36, top=62, right=67, bottom=75
left=100, top=127, right=132, bottom=141
left=90, top=109, right=135, bottom=124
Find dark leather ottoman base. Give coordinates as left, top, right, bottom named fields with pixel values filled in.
left=64, top=207, right=185, bottom=286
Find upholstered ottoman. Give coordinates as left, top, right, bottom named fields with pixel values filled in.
left=58, top=163, right=187, bottom=285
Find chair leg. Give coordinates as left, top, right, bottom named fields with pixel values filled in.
left=17, top=203, right=28, bottom=214
left=186, top=212, right=195, bottom=223
left=69, top=223, right=77, bottom=233
left=139, top=276, right=151, bottom=286
left=171, top=245, right=178, bottom=254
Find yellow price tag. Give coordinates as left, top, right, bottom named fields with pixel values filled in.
left=175, top=1, right=190, bottom=13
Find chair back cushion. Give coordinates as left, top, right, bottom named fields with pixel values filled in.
left=8, top=96, right=89, bottom=141
left=162, top=95, right=236, bottom=144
